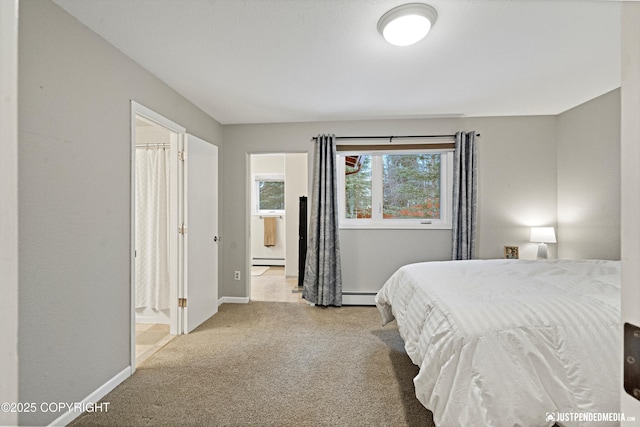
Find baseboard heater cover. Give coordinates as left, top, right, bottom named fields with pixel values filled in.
left=252, top=257, right=285, bottom=266
left=342, top=291, right=377, bottom=306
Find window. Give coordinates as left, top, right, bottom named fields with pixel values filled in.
left=254, top=175, right=285, bottom=214
left=338, top=148, right=453, bottom=229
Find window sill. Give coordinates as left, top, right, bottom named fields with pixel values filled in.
left=254, top=212, right=285, bottom=216
left=339, top=222, right=452, bottom=230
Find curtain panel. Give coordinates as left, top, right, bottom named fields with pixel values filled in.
left=451, top=131, right=478, bottom=260
left=302, top=134, right=343, bottom=306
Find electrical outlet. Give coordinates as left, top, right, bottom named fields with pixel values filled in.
left=234, top=271, right=241, bottom=281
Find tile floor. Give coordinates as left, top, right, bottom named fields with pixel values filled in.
left=135, top=323, right=174, bottom=366
left=250, top=266, right=305, bottom=303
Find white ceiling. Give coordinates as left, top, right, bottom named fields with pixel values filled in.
left=52, top=0, right=621, bottom=125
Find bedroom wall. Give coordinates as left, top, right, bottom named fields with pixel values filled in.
left=18, top=1, right=223, bottom=425
left=222, top=115, right=558, bottom=299
left=557, top=89, right=621, bottom=260
left=284, top=153, right=308, bottom=277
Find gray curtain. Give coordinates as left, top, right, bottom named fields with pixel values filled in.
left=451, top=131, right=478, bottom=260
left=302, top=134, right=342, bottom=306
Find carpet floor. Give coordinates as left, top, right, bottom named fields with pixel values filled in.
left=69, top=301, right=435, bottom=426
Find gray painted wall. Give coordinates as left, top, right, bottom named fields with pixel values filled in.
left=223, top=93, right=623, bottom=298
left=222, top=115, right=559, bottom=297
left=18, top=1, right=222, bottom=425
left=557, top=89, right=621, bottom=260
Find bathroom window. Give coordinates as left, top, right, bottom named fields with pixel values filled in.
left=254, top=174, right=285, bottom=214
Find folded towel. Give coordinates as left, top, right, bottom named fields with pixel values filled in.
left=264, top=217, right=277, bottom=247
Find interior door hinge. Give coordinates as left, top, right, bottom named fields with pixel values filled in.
left=178, top=298, right=187, bottom=308
left=178, top=150, right=186, bottom=161
left=179, top=223, right=187, bottom=234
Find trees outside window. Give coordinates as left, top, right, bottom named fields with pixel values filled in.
left=259, top=181, right=285, bottom=210
left=345, top=155, right=372, bottom=219
left=254, top=175, right=285, bottom=214
left=382, top=154, right=440, bottom=219
left=339, top=150, right=452, bottom=229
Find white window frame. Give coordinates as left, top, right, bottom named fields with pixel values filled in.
left=253, top=174, right=285, bottom=215
left=337, top=149, right=453, bottom=229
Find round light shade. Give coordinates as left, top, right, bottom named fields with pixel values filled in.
left=377, top=3, right=438, bottom=47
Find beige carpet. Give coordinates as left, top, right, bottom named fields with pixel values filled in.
left=69, top=302, right=435, bottom=426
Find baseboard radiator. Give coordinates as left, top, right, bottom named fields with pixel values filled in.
left=342, top=291, right=377, bottom=306
left=252, top=257, right=285, bottom=266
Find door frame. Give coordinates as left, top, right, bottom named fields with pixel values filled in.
left=0, top=0, right=19, bottom=423
left=130, top=101, right=185, bottom=372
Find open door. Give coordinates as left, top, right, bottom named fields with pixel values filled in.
left=181, top=134, right=219, bottom=333
left=621, top=3, right=640, bottom=422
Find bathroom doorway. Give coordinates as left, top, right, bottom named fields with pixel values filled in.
left=249, top=153, right=308, bottom=302
left=131, top=102, right=185, bottom=369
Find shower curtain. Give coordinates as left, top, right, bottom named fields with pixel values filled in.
left=135, top=147, right=170, bottom=310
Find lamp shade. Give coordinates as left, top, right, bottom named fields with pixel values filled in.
left=530, top=227, right=556, bottom=243
left=377, top=3, right=438, bottom=47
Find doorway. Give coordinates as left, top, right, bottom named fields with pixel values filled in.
left=130, top=102, right=220, bottom=370
left=249, top=153, right=308, bottom=302
left=131, top=104, right=183, bottom=368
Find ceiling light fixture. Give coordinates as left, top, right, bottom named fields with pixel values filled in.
left=377, top=3, right=438, bottom=47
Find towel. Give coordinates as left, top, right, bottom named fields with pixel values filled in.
left=263, top=217, right=277, bottom=247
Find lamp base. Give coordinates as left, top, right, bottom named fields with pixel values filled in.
left=537, top=243, right=548, bottom=259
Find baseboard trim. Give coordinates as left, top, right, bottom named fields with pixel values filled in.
left=216, top=294, right=374, bottom=305
left=218, top=296, right=250, bottom=305
left=48, top=366, right=131, bottom=426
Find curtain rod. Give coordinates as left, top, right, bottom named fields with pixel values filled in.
left=135, top=143, right=170, bottom=148
left=311, top=133, right=479, bottom=142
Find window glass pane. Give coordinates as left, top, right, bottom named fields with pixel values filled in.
left=259, top=181, right=284, bottom=210
left=382, top=154, right=441, bottom=219
left=344, top=155, right=372, bottom=219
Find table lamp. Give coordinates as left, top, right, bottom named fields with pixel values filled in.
left=530, top=227, right=556, bottom=259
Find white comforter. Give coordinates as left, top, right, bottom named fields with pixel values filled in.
left=375, top=259, right=621, bottom=427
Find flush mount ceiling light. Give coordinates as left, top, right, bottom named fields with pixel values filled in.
left=377, top=3, right=438, bottom=47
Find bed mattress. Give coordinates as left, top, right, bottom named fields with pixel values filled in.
left=375, top=259, right=621, bottom=427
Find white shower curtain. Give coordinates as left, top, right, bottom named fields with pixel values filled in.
left=135, top=147, right=170, bottom=310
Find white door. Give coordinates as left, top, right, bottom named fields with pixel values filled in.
left=621, top=2, right=640, bottom=422
left=182, top=134, right=219, bottom=333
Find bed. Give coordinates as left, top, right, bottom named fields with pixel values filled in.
left=375, top=259, right=621, bottom=427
